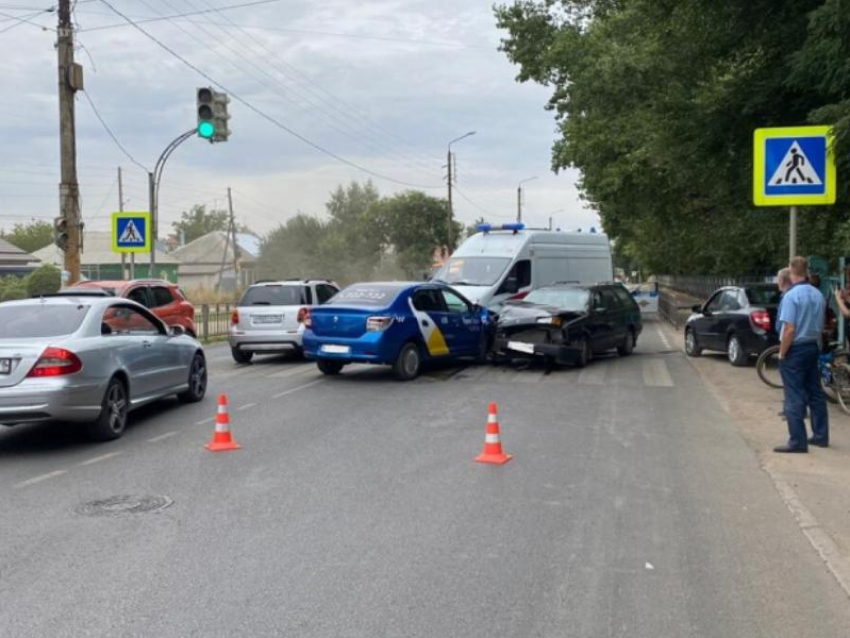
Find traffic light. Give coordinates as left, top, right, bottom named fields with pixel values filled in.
left=54, top=216, right=68, bottom=251
left=196, top=87, right=230, bottom=142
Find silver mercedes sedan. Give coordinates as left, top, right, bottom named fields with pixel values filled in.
left=0, top=294, right=207, bottom=441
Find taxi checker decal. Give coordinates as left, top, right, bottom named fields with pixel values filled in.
left=407, top=297, right=450, bottom=356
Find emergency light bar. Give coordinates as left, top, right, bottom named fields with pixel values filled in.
left=476, top=223, right=525, bottom=234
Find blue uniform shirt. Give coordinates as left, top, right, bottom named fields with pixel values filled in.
left=779, top=282, right=825, bottom=345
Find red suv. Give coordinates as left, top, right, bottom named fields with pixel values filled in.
left=69, top=280, right=197, bottom=337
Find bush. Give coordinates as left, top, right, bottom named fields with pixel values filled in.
left=25, top=264, right=61, bottom=297
left=0, top=277, right=27, bottom=302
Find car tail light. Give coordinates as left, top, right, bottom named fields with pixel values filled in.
left=300, top=307, right=312, bottom=329
left=367, top=316, right=394, bottom=332
left=27, top=347, right=83, bottom=378
left=751, top=309, right=771, bottom=332
left=231, top=309, right=240, bottom=325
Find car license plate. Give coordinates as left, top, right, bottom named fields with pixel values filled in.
left=321, top=344, right=350, bottom=355
left=0, top=359, right=10, bottom=375
left=252, top=314, right=282, bottom=325
left=507, top=341, right=535, bottom=355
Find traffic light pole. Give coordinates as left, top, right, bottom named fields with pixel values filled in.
left=149, top=128, right=195, bottom=275
left=57, top=0, right=82, bottom=284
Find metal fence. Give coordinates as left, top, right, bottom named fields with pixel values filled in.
left=656, top=274, right=774, bottom=301
left=195, top=303, right=234, bottom=341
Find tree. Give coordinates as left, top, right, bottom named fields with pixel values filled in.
left=257, top=214, right=329, bottom=281
left=26, top=264, right=61, bottom=297
left=172, top=205, right=229, bottom=244
left=0, top=220, right=53, bottom=254
left=495, top=0, right=850, bottom=275
left=370, top=191, right=459, bottom=278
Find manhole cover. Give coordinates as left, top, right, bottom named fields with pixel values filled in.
left=75, top=494, right=173, bottom=517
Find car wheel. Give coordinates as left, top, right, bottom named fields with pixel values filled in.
left=178, top=353, right=207, bottom=403
left=231, top=347, right=253, bottom=364
left=684, top=328, right=702, bottom=357
left=87, top=377, right=128, bottom=442
left=317, top=359, right=344, bottom=376
left=575, top=337, right=592, bottom=369
left=727, top=334, right=748, bottom=367
left=617, top=329, right=635, bottom=356
left=394, top=342, right=422, bottom=380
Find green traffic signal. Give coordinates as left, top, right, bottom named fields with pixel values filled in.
left=198, top=121, right=216, bottom=139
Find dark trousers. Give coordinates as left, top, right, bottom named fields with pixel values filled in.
left=780, top=342, right=829, bottom=449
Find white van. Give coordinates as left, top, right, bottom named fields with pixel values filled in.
left=433, top=224, right=613, bottom=310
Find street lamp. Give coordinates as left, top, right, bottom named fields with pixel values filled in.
left=446, top=131, right=476, bottom=251
left=547, top=208, right=565, bottom=230
left=517, top=176, right=538, bottom=223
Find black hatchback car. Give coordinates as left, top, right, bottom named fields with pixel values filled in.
left=684, top=284, right=780, bottom=366
left=492, top=283, right=643, bottom=367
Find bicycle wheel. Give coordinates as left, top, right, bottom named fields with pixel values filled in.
left=832, top=363, right=850, bottom=416
left=756, top=345, right=782, bottom=389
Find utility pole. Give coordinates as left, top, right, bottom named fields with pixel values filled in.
left=118, top=167, right=133, bottom=279
left=57, top=0, right=82, bottom=284
left=228, top=187, right=239, bottom=286
left=446, top=149, right=453, bottom=252
left=517, top=176, right=538, bottom=224
left=148, top=171, right=156, bottom=278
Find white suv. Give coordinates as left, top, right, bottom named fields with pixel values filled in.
left=228, top=279, right=339, bottom=363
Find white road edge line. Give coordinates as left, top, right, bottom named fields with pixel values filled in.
left=14, top=470, right=68, bottom=489
left=196, top=417, right=214, bottom=425
left=79, top=451, right=124, bottom=466
left=273, top=379, right=325, bottom=399
left=237, top=403, right=257, bottom=411
left=147, top=431, right=178, bottom=443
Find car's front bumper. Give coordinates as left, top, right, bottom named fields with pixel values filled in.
left=493, top=337, right=581, bottom=364
left=0, top=378, right=104, bottom=425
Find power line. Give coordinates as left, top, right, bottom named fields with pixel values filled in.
left=97, top=0, right=441, bottom=190
left=79, top=89, right=150, bottom=172
left=0, top=7, right=54, bottom=33
left=453, top=186, right=515, bottom=220
left=80, top=0, right=280, bottom=32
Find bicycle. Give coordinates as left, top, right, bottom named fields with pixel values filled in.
left=756, top=342, right=850, bottom=415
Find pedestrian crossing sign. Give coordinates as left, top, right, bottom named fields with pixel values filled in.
left=112, top=212, right=151, bottom=253
left=753, top=126, right=835, bottom=206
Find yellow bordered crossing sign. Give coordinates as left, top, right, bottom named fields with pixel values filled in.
left=112, top=212, right=151, bottom=254
left=753, top=126, right=836, bottom=206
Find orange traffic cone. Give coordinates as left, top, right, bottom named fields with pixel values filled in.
left=475, top=402, right=512, bottom=465
left=205, top=394, right=241, bottom=452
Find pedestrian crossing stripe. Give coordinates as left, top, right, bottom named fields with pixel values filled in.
left=753, top=126, right=836, bottom=206
left=112, top=211, right=152, bottom=253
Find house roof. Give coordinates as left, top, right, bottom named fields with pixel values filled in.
left=0, top=237, right=40, bottom=265
left=32, top=231, right=180, bottom=267
left=172, top=231, right=260, bottom=271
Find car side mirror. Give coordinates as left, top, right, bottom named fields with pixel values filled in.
left=169, top=325, right=186, bottom=337
left=692, top=304, right=702, bottom=313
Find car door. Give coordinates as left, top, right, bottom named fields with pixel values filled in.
left=713, top=289, right=743, bottom=348
left=587, top=289, right=615, bottom=352
left=126, top=285, right=152, bottom=309
left=149, top=285, right=177, bottom=327
left=440, top=288, right=482, bottom=356
left=600, top=287, right=626, bottom=347
left=693, top=291, right=725, bottom=350
left=101, top=303, right=174, bottom=400
left=410, top=288, right=452, bottom=357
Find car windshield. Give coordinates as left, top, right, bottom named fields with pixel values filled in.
left=0, top=304, right=89, bottom=338
left=522, top=288, right=590, bottom=311
left=327, top=285, right=404, bottom=307
left=746, top=286, right=781, bottom=306
left=433, top=257, right=512, bottom=287
left=240, top=285, right=308, bottom=306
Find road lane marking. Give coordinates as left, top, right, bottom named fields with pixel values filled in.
left=196, top=417, right=214, bottom=425
left=656, top=324, right=672, bottom=349
left=147, top=431, right=178, bottom=443
left=79, top=451, right=124, bottom=466
left=14, top=470, right=67, bottom=489
left=642, top=359, right=674, bottom=387
left=273, top=379, right=325, bottom=399
left=237, top=402, right=257, bottom=411
left=578, top=365, right=607, bottom=385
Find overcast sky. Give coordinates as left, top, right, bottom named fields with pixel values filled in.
left=0, top=0, right=600, bottom=240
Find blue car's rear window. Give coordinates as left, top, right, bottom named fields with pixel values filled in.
left=327, top=285, right=404, bottom=307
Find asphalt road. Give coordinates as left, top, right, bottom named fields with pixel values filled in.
left=1, top=319, right=849, bottom=637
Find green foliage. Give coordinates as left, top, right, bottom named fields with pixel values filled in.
left=0, top=220, right=53, bottom=254
left=495, top=0, right=850, bottom=275
left=0, top=277, right=27, bottom=302
left=172, top=205, right=230, bottom=244
left=466, top=217, right=487, bottom=239
left=258, top=182, right=456, bottom=284
left=26, top=264, right=61, bottom=297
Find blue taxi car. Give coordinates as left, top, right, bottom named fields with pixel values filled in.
left=303, top=282, right=491, bottom=380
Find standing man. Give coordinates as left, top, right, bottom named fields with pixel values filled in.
left=776, top=256, right=829, bottom=452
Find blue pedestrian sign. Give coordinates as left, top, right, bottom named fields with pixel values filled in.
left=753, top=126, right=836, bottom=206
left=112, top=212, right=151, bottom=253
